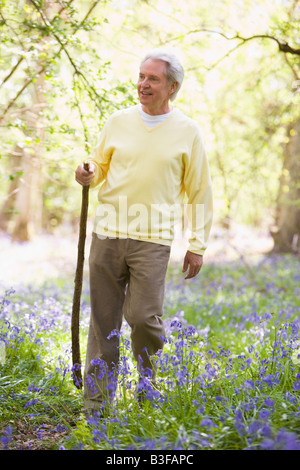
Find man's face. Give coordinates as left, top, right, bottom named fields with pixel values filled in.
left=137, top=59, right=177, bottom=115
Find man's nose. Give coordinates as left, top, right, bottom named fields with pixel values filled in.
left=141, top=78, right=150, bottom=87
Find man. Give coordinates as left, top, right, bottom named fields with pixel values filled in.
left=75, top=49, right=213, bottom=415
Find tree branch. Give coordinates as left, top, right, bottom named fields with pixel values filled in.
left=0, top=0, right=101, bottom=123
left=0, top=0, right=75, bottom=89
left=233, top=33, right=300, bottom=56
left=166, top=28, right=300, bottom=57
left=29, top=0, right=105, bottom=112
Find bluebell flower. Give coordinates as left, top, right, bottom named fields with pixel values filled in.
left=260, top=429, right=300, bottom=450
left=107, top=329, right=120, bottom=340
left=200, top=418, right=214, bottom=428
left=293, top=380, right=300, bottom=391
left=24, top=398, right=39, bottom=409
left=243, top=379, right=255, bottom=390
left=264, top=397, right=274, bottom=407
left=259, top=408, right=270, bottom=420
left=0, top=426, right=13, bottom=449
left=248, top=419, right=261, bottom=435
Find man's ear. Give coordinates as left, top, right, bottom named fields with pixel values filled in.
left=170, top=81, right=178, bottom=96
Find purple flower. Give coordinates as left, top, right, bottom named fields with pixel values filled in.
left=259, top=408, right=270, bottom=420
left=0, top=426, right=13, bottom=449
left=264, top=397, right=274, bottom=407
left=261, top=374, right=275, bottom=387
left=293, top=380, right=300, bottom=391
left=260, top=430, right=300, bottom=450
left=261, top=424, right=272, bottom=437
left=244, top=357, right=252, bottom=367
left=200, top=418, right=214, bottom=428
left=107, top=329, right=120, bottom=339
left=243, top=379, right=255, bottom=390
left=24, top=398, right=39, bottom=409
left=248, top=420, right=261, bottom=435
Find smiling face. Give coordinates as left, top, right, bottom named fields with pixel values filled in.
left=137, top=59, right=177, bottom=115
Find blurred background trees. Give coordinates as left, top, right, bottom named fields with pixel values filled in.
left=0, top=0, right=299, bottom=253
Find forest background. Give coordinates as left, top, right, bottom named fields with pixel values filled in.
left=0, top=0, right=300, bottom=272
left=1, top=0, right=300, bottom=452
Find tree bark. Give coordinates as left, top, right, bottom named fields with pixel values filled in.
left=0, top=145, right=23, bottom=232
left=71, top=163, right=90, bottom=389
left=8, top=1, right=48, bottom=241
left=271, top=119, right=300, bottom=253
left=11, top=78, right=45, bottom=241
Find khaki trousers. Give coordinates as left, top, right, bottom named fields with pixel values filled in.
left=83, top=234, right=171, bottom=410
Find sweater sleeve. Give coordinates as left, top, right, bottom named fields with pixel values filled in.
left=85, top=122, right=111, bottom=189
left=183, top=131, right=213, bottom=255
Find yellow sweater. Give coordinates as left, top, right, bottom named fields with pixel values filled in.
left=86, top=105, right=213, bottom=255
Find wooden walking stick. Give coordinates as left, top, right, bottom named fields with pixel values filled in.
left=71, top=162, right=90, bottom=389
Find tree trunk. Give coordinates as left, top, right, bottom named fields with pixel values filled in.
left=11, top=77, right=45, bottom=241
left=271, top=119, right=300, bottom=253
left=0, top=145, right=23, bottom=232
left=9, top=0, right=51, bottom=241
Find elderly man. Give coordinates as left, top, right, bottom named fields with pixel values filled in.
left=75, top=49, right=213, bottom=415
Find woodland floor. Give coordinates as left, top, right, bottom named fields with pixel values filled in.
left=0, top=221, right=274, bottom=450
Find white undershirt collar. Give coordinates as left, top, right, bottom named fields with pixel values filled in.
left=139, top=104, right=173, bottom=128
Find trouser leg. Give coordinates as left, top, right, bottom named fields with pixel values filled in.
left=123, top=240, right=171, bottom=378
left=84, top=235, right=128, bottom=410
left=84, top=235, right=170, bottom=410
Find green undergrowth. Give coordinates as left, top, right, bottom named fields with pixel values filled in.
left=0, top=254, right=300, bottom=450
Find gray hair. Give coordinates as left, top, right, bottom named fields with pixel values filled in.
left=140, top=48, right=184, bottom=101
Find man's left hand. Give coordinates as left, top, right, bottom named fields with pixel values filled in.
left=182, top=251, right=203, bottom=279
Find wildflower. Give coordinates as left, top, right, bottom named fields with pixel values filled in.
left=259, top=408, right=270, bottom=420
left=264, top=397, right=274, bottom=408
left=27, top=383, right=43, bottom=393
left=261, top=423, right=272, bottom=438
left=215, top=396, right=225, bottom=403
left=84, top=374, right=98, bottom=394
left=243, top=402, right=252, bottom=412
left=261, top=374, right=275, bottom=387
left=234, top=410, right=246, bottom=436
left=293, top=380, right=300, bottom=391
left=284, top=391, right=297, bottom=405
left=92, top=429, right=106, bottom=443
left=200, top=418, right=214, bottom=428
left=242, top=379, right=255, bottom=390
left=87, top=414, right=101, bottom=428
left=248, top=420, right=261, bottom=435
left=24, top=398, right=39, bottom=409
left=240, top=357, right=252, bottom=370
left=290, top=322, right=299, bottom=336
left=0, top=426, right=13, bottom=450
left=260, top=429, right=300, bottom=450
left=264, top=312, right=272, bottom=321
left=107, top=329, right=120, bottom=340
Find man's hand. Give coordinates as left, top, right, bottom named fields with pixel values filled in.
left=182, top=251, right=203, bottom=279
left=75, top=162, right=95, bottom=186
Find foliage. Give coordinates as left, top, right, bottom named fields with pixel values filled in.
left=0, top=254, right=300, bottom=450
left=1, top=0, right=300, bottom=232
left=95, top=0, right=300, bottom=226
left=0, top=0, right=137, bottom=228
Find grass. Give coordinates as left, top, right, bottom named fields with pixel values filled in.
left=0, top=253, right=300, bottom=450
